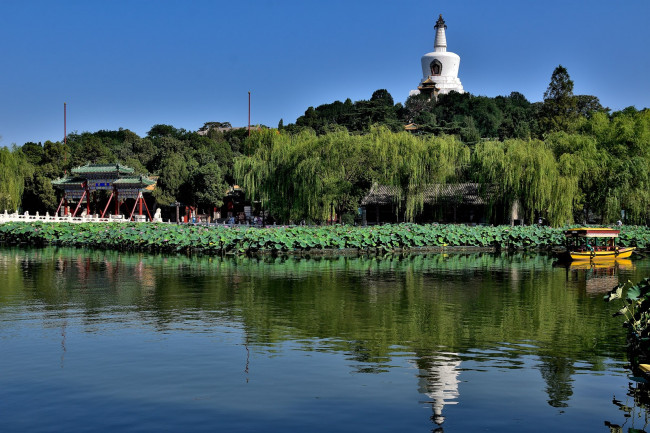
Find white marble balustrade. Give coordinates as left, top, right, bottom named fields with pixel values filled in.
left=1, top=210, right=163, bottom=223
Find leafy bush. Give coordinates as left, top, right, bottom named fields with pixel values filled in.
left=605, top=278, right=650, bottom=363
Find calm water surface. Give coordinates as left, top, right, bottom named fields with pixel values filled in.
left=1, top=247, right=650, bottom=432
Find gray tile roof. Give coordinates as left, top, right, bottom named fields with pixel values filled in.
left=361, top=183, right=492, bottom=206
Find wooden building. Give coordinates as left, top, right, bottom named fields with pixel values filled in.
left=360, top=182, right=503, bottom=225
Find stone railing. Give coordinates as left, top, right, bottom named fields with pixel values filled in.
left=1, top=210, right=163, bottom=224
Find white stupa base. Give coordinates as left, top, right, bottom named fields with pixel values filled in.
left=421, top=75, right=464, bottom=94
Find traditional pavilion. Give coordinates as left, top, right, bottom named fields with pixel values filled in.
left=410, top=15, right=465, bottom=100
left=52, top=163, right=156, bottom=221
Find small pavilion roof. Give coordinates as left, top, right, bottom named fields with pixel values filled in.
left=113, top=176, right=157, bottom=188
left=51, top=176, right=85, bottom=188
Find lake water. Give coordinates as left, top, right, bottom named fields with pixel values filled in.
left=1, top=247, right=650, bottom=432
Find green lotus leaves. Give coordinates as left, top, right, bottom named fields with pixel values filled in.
left=1, top=221, right=649, bottom=256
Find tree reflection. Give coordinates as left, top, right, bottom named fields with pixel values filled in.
left=2, top=246, right=646, bottom=430
left=539, top=355, right=575, bottom=408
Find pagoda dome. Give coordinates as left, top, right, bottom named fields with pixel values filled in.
left=416, top=15, right=464, bottom=96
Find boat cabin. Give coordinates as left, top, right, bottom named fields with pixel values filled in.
left=564, top=228, right=620, bottom=253
left=564, top=228, right=635, bottom=261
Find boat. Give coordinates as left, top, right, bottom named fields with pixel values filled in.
left=564, top=228, right=635, bottom=261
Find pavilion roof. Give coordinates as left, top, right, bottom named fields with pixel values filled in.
left=71, top=163, right=134, bottom=176
left=52, top=174, right=156, bottom=191
left=113, top=176, right=157, bottom=188
left=51, top=176, right=85, bottom=188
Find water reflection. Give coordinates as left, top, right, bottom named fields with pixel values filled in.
left=415, top=352, right=461, bottom=430
left=606, top=380, right=650, bottom=433
left=539, top=355, right=574, bottom=408
left=560, top=259, right=636, bottom=295
left=2, top=247, right=650, bottom=432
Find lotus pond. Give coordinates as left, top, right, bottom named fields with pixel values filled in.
left=2, top=246, right=650, bottom=432
left=1, top=221, right=649, bottom=254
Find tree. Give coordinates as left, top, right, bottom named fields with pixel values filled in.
left=0, top=147, right=26, bottom=211
left=574, top=95, right=608, bottom=117
left=190, top=162, right=228, bottom=210
left=153, top=153, right=189, bottom=206
left=22, top=172, right=57, bottom=213
left=20, top=142, right=44, bottom=165
left=235, top=127, right=470, bottom=223
left=472, top=138, right=578, bottom=226
left=539, top=65, right=579, bottom=133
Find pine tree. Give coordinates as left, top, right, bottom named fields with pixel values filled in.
left=539, top=65, right=579, bottom=133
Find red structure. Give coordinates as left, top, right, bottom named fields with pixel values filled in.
left=53, top=163, right=156, bottom=220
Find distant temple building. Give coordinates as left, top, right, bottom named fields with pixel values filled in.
left=411, top=15, right=465, bottom=100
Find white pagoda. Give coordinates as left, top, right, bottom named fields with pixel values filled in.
left=411, top=15, right=465, bottom=100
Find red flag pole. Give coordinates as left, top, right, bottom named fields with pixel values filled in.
left=64, top=102, right=67, bottom=175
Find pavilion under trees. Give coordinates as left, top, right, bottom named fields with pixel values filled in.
left=52, top=163, right=156, bottom=221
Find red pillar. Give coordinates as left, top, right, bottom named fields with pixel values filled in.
left=115, top=189, right=120, bottom=216
left=85, top=182, right=91, bottom=215
left=138, top=194, right=143, bottom=216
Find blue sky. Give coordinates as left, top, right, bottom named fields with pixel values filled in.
left=1, top=0, right=648, bottom=147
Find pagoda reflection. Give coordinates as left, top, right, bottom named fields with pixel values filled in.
left=415, top=351, right=461, bottom=431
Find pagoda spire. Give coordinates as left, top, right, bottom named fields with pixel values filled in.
left=434, top=14, right=447, bottom=52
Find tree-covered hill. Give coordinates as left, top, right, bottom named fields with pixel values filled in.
left=0, top=66, right=648, bottom=226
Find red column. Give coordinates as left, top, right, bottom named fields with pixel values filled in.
left=138, top=193, right=143, bottom=216
left=115, top=189, right=119, bottom=216
left=85, top=182, right=91, bottom=215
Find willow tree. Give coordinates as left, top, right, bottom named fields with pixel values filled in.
left=365, top=126, right=470, bottom=221
left=235, top=129, right=324, bottom=222
left=0, top=147, right=28, bottom=212
left=545, top=131, right=602, bottom=223
left=473, top=139, right=578, bottom=226
left=235, top=126, right=470, bottom=223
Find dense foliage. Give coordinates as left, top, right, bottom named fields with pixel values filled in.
left=8, top=124, right=245, bottom=215
left=0, top=65, right=648, bottom=226
left=235, top=127, right=469, bottom=223
left=1, top=222, right=648, bottom=255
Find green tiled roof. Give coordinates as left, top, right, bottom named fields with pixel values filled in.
left=52, top=174, right=156, bottom=191
left=113, top=176, right=156, bottom=187
left=71, top=163, right=134, bottom=175
left=51, top=177, right=85, bottom=187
